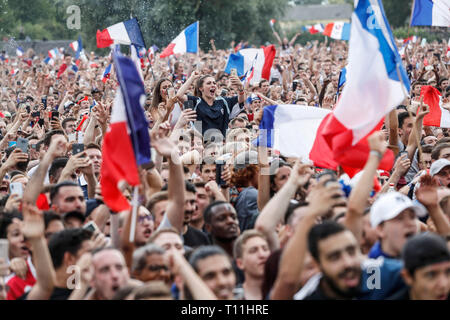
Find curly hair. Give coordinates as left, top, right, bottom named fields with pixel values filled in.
left=231, top=164, right=259, bottom=188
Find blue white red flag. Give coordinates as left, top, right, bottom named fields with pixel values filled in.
left=411, top=0, right=450, bottom=27
left=102, top=64, right=112, bottom=83
left=97, top=18, right=146, bottom=48
left=101, top=53, right=151, bottom=212
left=310, top=0, right=409, bottom=176
left=160, top=22, right=199, bottom=58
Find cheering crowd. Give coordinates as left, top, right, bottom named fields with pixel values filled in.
left=0, top=31, right=449, bottom=301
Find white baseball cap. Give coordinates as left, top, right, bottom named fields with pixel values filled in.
left=370, top=192, right=427, bottom=228
left=430, top=159, right=450, bottom=177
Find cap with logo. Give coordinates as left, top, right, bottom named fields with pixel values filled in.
left=370, top=191, right=427, bottom=228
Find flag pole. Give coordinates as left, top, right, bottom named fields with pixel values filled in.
left=129, top=185, right=139, bottom=243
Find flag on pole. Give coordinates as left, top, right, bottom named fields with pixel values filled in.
left=323, top=22, right=351, bottom=40
left=270, top=19, right=276, bottom=31
left=102, top=64, right=112, bottom=83
left=303, top=24, right=325, bottom=34
left=43, top=56, right=54, bottom=66
left=97, top=18, right=146, bottom=48
left=310, top=0, right=409, bottom=176
left=422, top=85, right=450, bottom=127
left=224, top=45, right=276, bottom=85
left=101, top=53, right=151, bottom=212
left=160, top=22, right=199, bottom=58
left=148, top=45, right=158, bottom=65
left=16, top=47, right=24, bottom=57
left=410, top=0, right=450, bottom=27
left=48, top=48, right=60, bottom=60
left=403, top=35, right=418, bottom=44
left=337, top=67, right=347, bottom=96
left=131, top=45, right=144, bottom=82
left=257, top=105, right=331, bottom=160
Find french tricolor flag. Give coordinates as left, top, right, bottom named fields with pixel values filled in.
left=16, top=47, right=24, bottom=57
left=10, top=69, right=19, bottom=76
left=323, top=22, right=351, bottom=41
left=48, top=48, right=60, bottom=60
left=102, top=64, right=112, bottom=83
left=160, top=22, right=199, bottom=58
left=97, top=18, right=146, bottom=48
left=270, top=19, right=276, bottom=29
left=224, top=45, right=276, bottom=85
left=101, top=53, right=151, bottom=212
left=411, top=0, right=450, bottom=27
left=304, top=24, right=324, bottom=34
left=70, top=40, right=79, bottom=52
left=403, top=35, right=418, bottom=44
left=257, top=105, right=331, bottom=161
left=310, top=0, right=409, bottom=177
left=43, top=56, right=54, bottom=66
left=422, top=85, right=450, bottom=128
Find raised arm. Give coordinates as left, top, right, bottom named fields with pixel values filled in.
left=273, top=31, right=282, bottom=46
left=152, top=123, right=185, bottom=233
left=406, top=102, right=429, bottom=162
left=166, top=250, right=217, bottom=300
left=255, top=159, right=313, bottom=251
left=23, top=136, right=67, bottom=204
left=344, top=132, right=386, bottom=242
left=416, top=175, right=450, bottom=236
left=22, top=203, right=56, bottom=300
left=175, top=71, right=200, bottom=103
left=271, top=179, right=345, bottom=300
left=386, top=109, right=399, bottom=157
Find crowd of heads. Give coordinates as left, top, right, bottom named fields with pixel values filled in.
left=0, top=32, right=449, bottom=301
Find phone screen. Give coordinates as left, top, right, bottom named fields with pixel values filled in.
left=184, top=100, right=194, bottom=110
left=9, top=182, right=24, bottom=197
left=0, top=239, right=9, bottom=261
left=17, top=138, right=29, bottom=153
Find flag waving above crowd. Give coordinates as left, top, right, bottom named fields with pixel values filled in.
left=96, top=18, right=146, bottom=48
left=310, top=0, right=409, bottom=175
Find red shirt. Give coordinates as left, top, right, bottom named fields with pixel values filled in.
left=6, top=260, right=36, bottom=300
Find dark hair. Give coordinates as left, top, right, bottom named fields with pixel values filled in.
left=194, top=75, right=214, bottom=97
left=308, top=221, right=347, bottom=261
left=0, top=211, right=23, bottom=238
left=402, top=233, right=450, bottom=275
left=259, top=80, right=269, bottom=88
left=431, top=143, right=450, bottom=161
left=43, top=211, right=62, bottom=230
left=85, top=143, right=101, bottom=152
left=49, top=157, right=69, bottom=181
left=398, top=112, right=415, bottom=129
left=50, top=181, right=80, bottom=203
left=61, top=117, right=77, bottom=130
left=261, top=249, right=282, bottom=300
left=150, top=78, right=172, bottom=112
left=189, top=245, right=230, bottom=273
left=284, top=200, right=309, bottom=226
left=203, top=201, right=229, bottom=224
left=417, top=144, right=433, bottom=162
left=43, top=130, right=65, bottom=147
left=396, top=105, right=408, bottom=112
left=48, top=228, right=93, bottom=269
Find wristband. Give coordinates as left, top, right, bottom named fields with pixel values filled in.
left=370, top=150, right=383, bottom=160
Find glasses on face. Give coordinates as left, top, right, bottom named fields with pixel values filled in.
left=147, top=265, right=169, bottom=272
left=138, top=214, right=153, bottom=224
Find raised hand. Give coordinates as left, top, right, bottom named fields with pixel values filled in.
left=2, top=149, right=28, bottom=171
left=368, top=131, right=388, bottom=156
left=21, top=203, right=44, bottom=240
